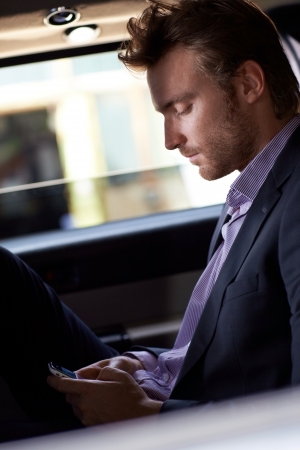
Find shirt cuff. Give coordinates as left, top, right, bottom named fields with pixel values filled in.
left=123, top=351, right=158, bottom=372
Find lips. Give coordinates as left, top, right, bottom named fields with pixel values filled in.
left=188, top=154, right=199, bottom=164
left=179, top=148, right=200, bottom=164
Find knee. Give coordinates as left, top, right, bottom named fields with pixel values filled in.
left=0, top=246, right=27, bottom=285
left=0, top=246, right=15, bottom=270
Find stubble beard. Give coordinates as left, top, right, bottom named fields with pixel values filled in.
left=195, top=100, right=260, bottom=181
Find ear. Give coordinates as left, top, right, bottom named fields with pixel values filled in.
left=235, top=60, right=266, bottom=105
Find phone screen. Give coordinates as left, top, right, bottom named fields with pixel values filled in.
left=48, top=362, right=77, bottom=379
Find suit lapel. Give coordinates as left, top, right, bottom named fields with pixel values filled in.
left=173, top=126, right=300, bottom=390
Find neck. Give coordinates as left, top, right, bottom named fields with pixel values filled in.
left=253, top=108, right=297, bottom=157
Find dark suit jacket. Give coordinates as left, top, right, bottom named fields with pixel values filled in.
left=161, top=125, right=300, bottom=411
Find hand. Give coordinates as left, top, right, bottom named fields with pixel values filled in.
left=75, top=356, right=144, bottom=380
left=47, top=367, right=162, bottom=426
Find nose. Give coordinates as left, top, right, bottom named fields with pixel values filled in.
left=164, top=118, right=186, bottom=150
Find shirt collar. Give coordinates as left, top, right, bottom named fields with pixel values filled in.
left=226, top=114, right=300, bottom=210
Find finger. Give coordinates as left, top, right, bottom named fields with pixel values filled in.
left=75, top=367, right=100, bottom=379
left=98, top=366, right=130, bottom=382
left=47, top=375, right=83, bottom=394
left=96, top=359, right=112, bottom=368
left=107, top=359, right=127, bottom=370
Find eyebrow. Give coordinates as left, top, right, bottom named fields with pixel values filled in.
left=156, top=92, right=194, bottom=113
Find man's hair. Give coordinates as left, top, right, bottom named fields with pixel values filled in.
left=118, top=0, right=300, bottom=119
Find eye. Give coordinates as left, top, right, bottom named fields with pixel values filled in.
left=177, top=105, right=192, bottom=116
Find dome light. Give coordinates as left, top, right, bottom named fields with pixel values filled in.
left=64, top=25, right=100, bottom=44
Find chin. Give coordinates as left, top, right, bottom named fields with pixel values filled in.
left=199, top=167, right=216, bottom=181
left=199, top=166, right=229, bottom=181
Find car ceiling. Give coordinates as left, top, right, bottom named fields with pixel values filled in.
left=0, top=0, right=299, bottom=61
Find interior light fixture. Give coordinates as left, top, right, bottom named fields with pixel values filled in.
left=44, top=7, right=80, bottom=27
left=64, top=25, right=101, bottom=44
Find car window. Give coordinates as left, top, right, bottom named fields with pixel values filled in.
left=0, top=49, right=237, bottom=238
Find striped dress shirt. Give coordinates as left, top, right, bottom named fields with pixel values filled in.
left=129, top=115, right=300, bottom=401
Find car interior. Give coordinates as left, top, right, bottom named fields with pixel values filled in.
left=0, top=0, right=300, bottom=442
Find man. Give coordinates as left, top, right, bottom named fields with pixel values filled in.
left=1, top=0, right=300, bottom=437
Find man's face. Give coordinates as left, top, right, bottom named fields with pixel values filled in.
left=147, top=46, right=259, bottom=180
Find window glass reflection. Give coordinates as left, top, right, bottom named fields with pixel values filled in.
left=0, top=50, right=237, bottom=239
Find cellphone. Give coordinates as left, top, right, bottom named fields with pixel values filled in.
left=48, top=362, right=77, bottom=379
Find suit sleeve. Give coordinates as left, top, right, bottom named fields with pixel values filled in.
left=279, top=175, right=300, bottom=384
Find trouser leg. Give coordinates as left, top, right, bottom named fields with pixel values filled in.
left=0, top=246, right=118, bottom=422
